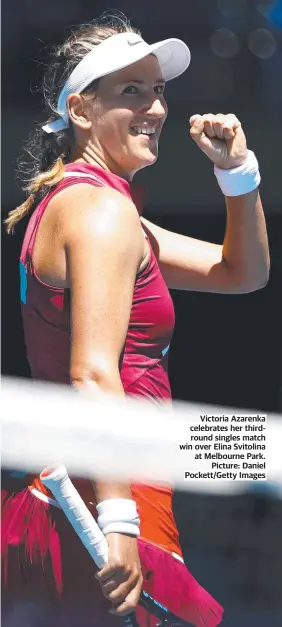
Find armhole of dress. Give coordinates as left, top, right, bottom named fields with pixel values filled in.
left=64, top=172, right=147, bottom=238
left=24, top=171, right=147, bottom=278
left=21, top=206, right=43, bottom=264
left=63, top=171, right=107, bottom=186
left=26, top=172, right=107, bottom=259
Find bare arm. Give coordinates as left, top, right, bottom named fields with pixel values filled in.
left=142, top=112, right=269, bottom=294
left=141, top=188, right=269, bottom=294
left=222, top=189, right=269, bottom=291
left=59, top=184, right=144, bottom=502
left=58, top=183, right=144, bottom=614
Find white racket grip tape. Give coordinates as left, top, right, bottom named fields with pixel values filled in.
left=40, top=464, right=108, bottom=569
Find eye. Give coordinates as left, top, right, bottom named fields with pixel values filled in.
left=154, top=85, right=165, bottom=95
left=122, top=85, right=139, bottom=95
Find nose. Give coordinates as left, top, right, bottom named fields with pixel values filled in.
left=143, top=94, right=167, bottom=120
left=151, top=97, right=166, bottom=118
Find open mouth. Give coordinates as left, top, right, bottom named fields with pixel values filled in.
left=131, top=126, right=157, bottom=139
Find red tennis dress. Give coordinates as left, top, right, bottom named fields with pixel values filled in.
left=2, top=162, right=223, bottom=627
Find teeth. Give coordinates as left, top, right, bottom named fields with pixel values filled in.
left=132, top=127, right=155, bottom=136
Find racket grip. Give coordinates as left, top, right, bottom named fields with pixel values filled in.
left=40, top=464, right=108, bottom=569
left=40, top=465, right=140, bottom=627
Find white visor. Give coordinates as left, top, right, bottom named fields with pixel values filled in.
left=42, top=31, right=191, bottom=133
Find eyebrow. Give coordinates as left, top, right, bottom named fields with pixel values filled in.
left=119, top=79, right=165, bottom=85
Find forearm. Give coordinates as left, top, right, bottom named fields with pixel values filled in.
left=222, top=189, right=270, bottom=291
left=71, top=366, right=133, bottom=504
left=93, top=481, right=133, bottom=504
left=190, top=114, right=270, bottom=292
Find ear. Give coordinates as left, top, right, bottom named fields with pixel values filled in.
left=67, top=93, right=92, bottom=131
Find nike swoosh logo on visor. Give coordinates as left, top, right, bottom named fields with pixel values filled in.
left=127, top=40, right=142, bottom=46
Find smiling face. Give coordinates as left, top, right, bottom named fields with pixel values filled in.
left=69, top=54, right=168, bottom=179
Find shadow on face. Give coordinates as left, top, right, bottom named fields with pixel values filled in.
left=70, top=55, right=168, bottom=179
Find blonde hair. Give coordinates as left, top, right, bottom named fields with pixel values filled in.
left=5, top=11, right=140, bottom=234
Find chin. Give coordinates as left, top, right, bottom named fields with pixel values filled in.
left=124, top=150, right=158, bottom=177
left=138, top=149, right=158, bottom=167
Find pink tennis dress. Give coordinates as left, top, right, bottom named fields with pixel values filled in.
left=2, top=162, right=223, bottom=627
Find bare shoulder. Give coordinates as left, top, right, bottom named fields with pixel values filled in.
left=49, top=183, right=143, bottom=245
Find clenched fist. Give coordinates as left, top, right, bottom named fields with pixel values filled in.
left=190, top=113, right=248, bottom=170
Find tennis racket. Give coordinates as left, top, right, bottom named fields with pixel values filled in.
left=40, top=464, right=192, bottom=627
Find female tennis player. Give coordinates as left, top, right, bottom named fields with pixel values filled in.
left=2, top=10, right=269, bottom=627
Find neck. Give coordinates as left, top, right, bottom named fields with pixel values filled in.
left=70, top=141, right=135, bottom=182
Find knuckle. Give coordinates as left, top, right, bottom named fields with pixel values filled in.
left=229, top=113, right=239, bottom=124
left=136, top=570, right=143, bottom=585
left=214, top=117, right=224, bottom=126
left=103, top=582, right=115, bottom=595
left=130, top=567, right=138, bottom=580
left=112, top=559, right=123, bottom=571
left=112, top=604, right=126, bottom=616
left=115, top=608, right=129, bottom=617
left=124, top=601, right=137, bottom=613
left=108, top=590, right=119, bottom=602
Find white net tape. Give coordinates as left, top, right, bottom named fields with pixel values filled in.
left=2, top=377, right=282, bottom=497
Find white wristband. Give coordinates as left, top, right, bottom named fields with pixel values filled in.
left=102, top=522, right=140, bottom=537
left=214, top=150, right=261, bottom=197
left=96, top=498, right=140, bottom=538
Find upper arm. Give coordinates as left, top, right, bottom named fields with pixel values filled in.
left=141, top=217, right=235, bottom=293
left=59, top=185, right=144, bottom=385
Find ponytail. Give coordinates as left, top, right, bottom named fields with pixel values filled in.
left=5, top=126, right=72, bottom=234
left=5, top=158, right=66, bottom=234
left=5, top=10, right=140, bottom=234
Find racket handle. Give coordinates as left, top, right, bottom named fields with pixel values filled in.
left=40, top=464, right=108, bottom=568
left=40, top=465, right=140, bottom=627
